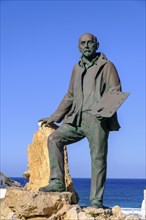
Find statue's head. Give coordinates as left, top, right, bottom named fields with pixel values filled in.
left=78, top=33, right=99, bottom=59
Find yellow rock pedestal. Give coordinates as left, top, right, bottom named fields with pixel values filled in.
left=24, top=125, right=78, bottom=203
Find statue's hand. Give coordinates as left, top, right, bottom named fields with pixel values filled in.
left=96, top=107, right=104, bottom=120
left=38, top=117, right=54, bottom=127
left=45, top=118, right=55, bottom=127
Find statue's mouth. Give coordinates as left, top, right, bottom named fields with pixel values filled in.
left=84, top=50, right=91, bottom=53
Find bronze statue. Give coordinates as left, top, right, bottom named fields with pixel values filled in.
left=39, top=33, right=122, bottom=208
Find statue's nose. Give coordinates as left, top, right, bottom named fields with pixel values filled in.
left=84, top=42, right=89, bottom=48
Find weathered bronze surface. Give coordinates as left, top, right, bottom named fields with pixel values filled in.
left=91, top=91, right=130, bottom=117
left=38, top=33, right=128, bottom=208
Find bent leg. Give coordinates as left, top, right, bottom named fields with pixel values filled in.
left=48, top=123, right=85, bottom=182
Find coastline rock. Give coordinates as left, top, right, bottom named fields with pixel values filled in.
left=83, top=206, right=113, bottom=219
left=125, top=215, right=141, bottom=220
left=23, top=170, right=30, bottom=179
left=0, top=172, right=22, bottom=188
left=1, top=188, right=141, bottom=220
left=24, top=125, right=78, bottom=203
left=112, top=205, right=126, bottom=219
left=1, top=188, right=74, bottom=220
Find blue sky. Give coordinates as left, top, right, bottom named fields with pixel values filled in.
left=1, top=0, right=145, bottom=179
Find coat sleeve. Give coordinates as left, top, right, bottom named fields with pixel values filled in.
left=49, top=66, right=76, bottom=123
left=103, top=61, right=122, bottom=93
left=100, top=61, right=121, bottom=130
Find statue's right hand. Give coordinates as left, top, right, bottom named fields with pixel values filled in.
left=38, top=117, right=54, bottom=127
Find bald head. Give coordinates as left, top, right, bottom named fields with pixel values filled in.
left=78, top=33, right=99, bottom=59
left=78, top=33, right=98, bottom=45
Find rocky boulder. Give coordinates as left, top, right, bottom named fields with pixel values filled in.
left=1, top=188, right=74, bottom=219
left=0, top=188, right=140, bottom=220
left=24, top=125, right=78, bottom=203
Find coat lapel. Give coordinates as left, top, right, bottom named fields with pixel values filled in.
left=90, top=58, right=108, bottom=79
left=75, top=58, right=107, bottom=94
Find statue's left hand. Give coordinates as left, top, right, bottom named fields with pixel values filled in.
left=38, top=117, right=54, bottom=127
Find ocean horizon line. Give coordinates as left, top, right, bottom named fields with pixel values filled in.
left=10, top=176, right=146, bottom=181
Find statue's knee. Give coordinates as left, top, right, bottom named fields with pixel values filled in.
left=47, top=133, right=59, bottom=147
left=47, top=132, right=64, bottom=151
left=48, top=134, right=55, bottom=144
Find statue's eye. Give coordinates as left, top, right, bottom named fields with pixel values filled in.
left=88, top=41, right=94, bottom=45
left=81, top=41, right=85, bottom=45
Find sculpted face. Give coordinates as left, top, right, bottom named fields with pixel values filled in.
left=78, top=33, right=99, bottom=59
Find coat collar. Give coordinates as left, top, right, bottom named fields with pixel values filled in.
left=77, top=52, right=108, bottom=78
left=78, top=52, right=108, bottom=68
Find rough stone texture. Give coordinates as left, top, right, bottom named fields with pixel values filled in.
left=0, top=202, right=21, bottom=220
left=0, top=188, right=74, bottom=220
left=83, top=206, right=113, bottom=219
left=0, top=189, right=141, bottom=220
left=112, top=205, right=126, bottom=219
left=23, top=170, right=30, bottom=178
left=125, top=215, right=141, bottom=220
left=63, top=205, right=81, bottom=220
left=24, top=125, right=78, bottom=203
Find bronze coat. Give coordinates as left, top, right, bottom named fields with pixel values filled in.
left=50, top=53, right=121, bottom=131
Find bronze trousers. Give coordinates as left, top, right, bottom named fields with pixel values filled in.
left=48, top=112, right=109, bottom=206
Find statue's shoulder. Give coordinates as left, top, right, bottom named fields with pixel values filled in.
left=104, top=60, right=117, bottom=69
left=98, top=53, right=115, bottom=68
left=72, top=63, right=81, bottom=72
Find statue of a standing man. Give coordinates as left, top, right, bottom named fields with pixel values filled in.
left=39, top=33, right=121, bottom=208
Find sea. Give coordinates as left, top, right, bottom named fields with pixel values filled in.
left=11, top=177, right=146, bottom=208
